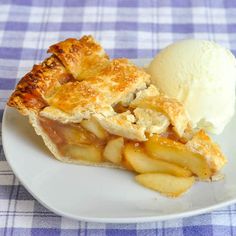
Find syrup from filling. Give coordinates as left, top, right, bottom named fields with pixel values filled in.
left=39, top=115, right=184, bottom=168
left=39, top=116, right=110, bottom=162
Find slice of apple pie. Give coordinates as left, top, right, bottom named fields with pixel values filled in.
left=8, top=35, right=227, bottom=197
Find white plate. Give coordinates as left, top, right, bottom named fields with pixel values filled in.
left=2, top=59, right=236, bottom=223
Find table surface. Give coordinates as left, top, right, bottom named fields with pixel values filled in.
left=1, top=0, right=236, bottom=235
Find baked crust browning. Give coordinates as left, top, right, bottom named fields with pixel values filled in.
left=48, top=35, right=109, bottom=80
left=46, top=58, right=150, bottom=115
left=47, top=81, right=101, bottom=114
left=7, top=35, right=110, bottom=115
left=8, top=35, right=149, bottom=118
left=7, top=55, right=73, bottom=115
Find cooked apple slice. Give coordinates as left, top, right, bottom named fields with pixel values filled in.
left=39, top=117, right=93, bottom=145
left=62, top=144, right=102, bottom=163
left=186, top=130, right=227, bottom=173
left=144, top=135, right=212, bottom=180
left=103, top=137, right=124, bottom=164
left=135, top=173, right=195, bottom=197
left=121, top=158, right=134, bottom=171
left=61, top=125, right=93, bottom=145
left=124, top=143, right=192, bottom=177
left=81, top=117, right=108, bottom=139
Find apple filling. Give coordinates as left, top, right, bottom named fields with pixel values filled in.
left=40, top=115, right=221, bottom=177
left=39, top=114, right=226, bottom=197
left=39, top=116, right=110, bottom=163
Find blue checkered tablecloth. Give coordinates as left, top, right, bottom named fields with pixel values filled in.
left=1, top=0, right=236, bottom=235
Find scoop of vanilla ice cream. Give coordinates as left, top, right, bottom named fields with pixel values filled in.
left=148, top=39, right=236, bottom=134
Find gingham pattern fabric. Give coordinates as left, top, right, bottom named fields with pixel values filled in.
left=1, top=0, right=236, bottom=235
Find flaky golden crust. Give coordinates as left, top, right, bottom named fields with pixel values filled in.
left=48, top=35, right=109, bottom=79
left=46, top=59, right=150, bottom=115
left=186, top=130, right=227, bottom=173
left=7, top=55, right=72, bottom=115
left=8, top=35, right=109, bottom=115
left=8, top=35, right=150, bottom=123
left=131, top=95, right=189, bottom=137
